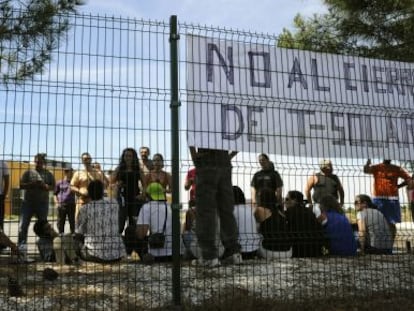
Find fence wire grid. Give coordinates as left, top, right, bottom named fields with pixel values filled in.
left=0, top=11, right=413, bottom=311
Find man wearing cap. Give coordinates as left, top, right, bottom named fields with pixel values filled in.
left=364, top=159, right=413, bottom=239
left=304, top=159, right=345, bottom=218
left=54, top=166, right=76, bottom=234
left=136, top=182, right=175, bottom=262
left=19, top=153, right=55, bottom=254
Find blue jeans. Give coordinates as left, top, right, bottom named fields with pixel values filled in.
left=18, top=200, right=49, bottom=246
left=195, top=166, right=240, bottom=259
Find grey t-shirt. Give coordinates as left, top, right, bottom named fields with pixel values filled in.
left=357, top=208, right=393, bottom=250
left=20, top=169, right=55, bottom=204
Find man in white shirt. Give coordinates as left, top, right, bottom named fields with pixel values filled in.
left=137, top=182, right=176, bottom=262
left=76, top=180, right=126, bottom=263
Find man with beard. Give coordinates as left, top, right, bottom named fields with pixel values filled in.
left=305, top=159, right=344, bottom=218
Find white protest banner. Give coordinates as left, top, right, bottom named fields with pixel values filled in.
left=186, top=34, right=414, bottom=160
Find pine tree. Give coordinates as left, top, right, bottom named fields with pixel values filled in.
left=0, top=0, right=83, bottom=84
left=278, top=0, right=414, bottom=62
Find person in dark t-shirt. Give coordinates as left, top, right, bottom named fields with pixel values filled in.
left=251, top=153, right=283, bottom=207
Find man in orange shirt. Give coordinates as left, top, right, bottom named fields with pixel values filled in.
left=363, top=159, right=413, bottom=239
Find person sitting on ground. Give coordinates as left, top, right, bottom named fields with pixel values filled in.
left=33, top=219, right=78, bottom=264
left=0, top=229, right=20, bottom=259
left=0, top=230, right=24, bottom=297
left=75, top=180, right=126, bottom=263
left=354, top=194, right=393, bottom=255
left=318, top=195, right=357, bottom=256
left=254, top=188, right=291, bottom=259
left=136, top=182, right=180, bottom=263
left=284, top=190, right=328, bottom=258
left=232, top=185, right=261, bottom=259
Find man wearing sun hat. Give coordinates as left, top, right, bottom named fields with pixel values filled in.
left=304, top=159, right=345, bottom=218
left=136, top=182, right=177, bottom=263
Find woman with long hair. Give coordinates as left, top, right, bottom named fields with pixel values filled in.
left=254, top=188, right=291, bottom=259
left=111, top=148, right=144, bottom=233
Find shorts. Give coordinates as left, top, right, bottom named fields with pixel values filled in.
left=372, top=198, right=401, bottom=224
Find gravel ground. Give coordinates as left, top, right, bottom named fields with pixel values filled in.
left=0, top=222, right=412, bottom=310
left=0, top=253, right=412, bottom=310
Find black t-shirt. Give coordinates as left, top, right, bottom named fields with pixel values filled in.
left=285, top=204, right=327, bottom=257
left=193, top=148, right=231, bottom=167
left=251, top=169, right=283, bottom=202
left=116, top=168, right=141, bottom=202
left=259, top=211, right=291, bottom=252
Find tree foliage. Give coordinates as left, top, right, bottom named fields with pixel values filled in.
left=0, top=0, right=83, bottom=84
left=278, top=0, right=414, bottom=62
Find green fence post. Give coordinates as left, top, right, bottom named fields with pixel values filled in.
left=169, top=14, right=182, bottom=307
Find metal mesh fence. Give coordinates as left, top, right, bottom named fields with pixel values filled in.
left=0, top=10, right=413, bottom=310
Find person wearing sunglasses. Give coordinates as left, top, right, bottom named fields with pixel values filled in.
left=284, top=191, right=328, bottom=258
left=354, top=194, right=393, bottom=255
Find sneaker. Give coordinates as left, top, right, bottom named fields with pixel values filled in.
left=192, top=257, right=220, bottom=268
left=221, top=253, right=243, bottom=265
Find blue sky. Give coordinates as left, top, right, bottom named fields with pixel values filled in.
left=81, top=0, right=326, bottom=34
left=1, top=0, right=327, bottom=164
left=1, top=0, right=377, bottom=205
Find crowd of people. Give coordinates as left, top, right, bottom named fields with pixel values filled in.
left=0, top=149, right=412, bottom=275
left=182, top=154, right=413, bottom=265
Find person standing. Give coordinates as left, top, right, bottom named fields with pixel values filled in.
left=70, top=152, right=105, bottom=219
left=0, top=157, right=10, bottom=249
left=304, top=159, right=345, bottom=217
left=19, top=153, right=55, bottom=253
left=184, top=167, right=196, bottom=208
left=251, top=153, right=284, bottom=207
left=408, top=180, right=414, bottom=222
left=190, top=147, right=242, bottom=267
left=91, top=162, right=110, bottom=189
left=398, top=173, right=414, bottom=222
left=111, top=148, right=144, bottom=233
left=363, top=159, right=412, bottom=239
left=139, top=146, right=154, bottom=176
left=143, top=153, right=172, bottom=194
left=54, top=167, right=76, bottom=234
